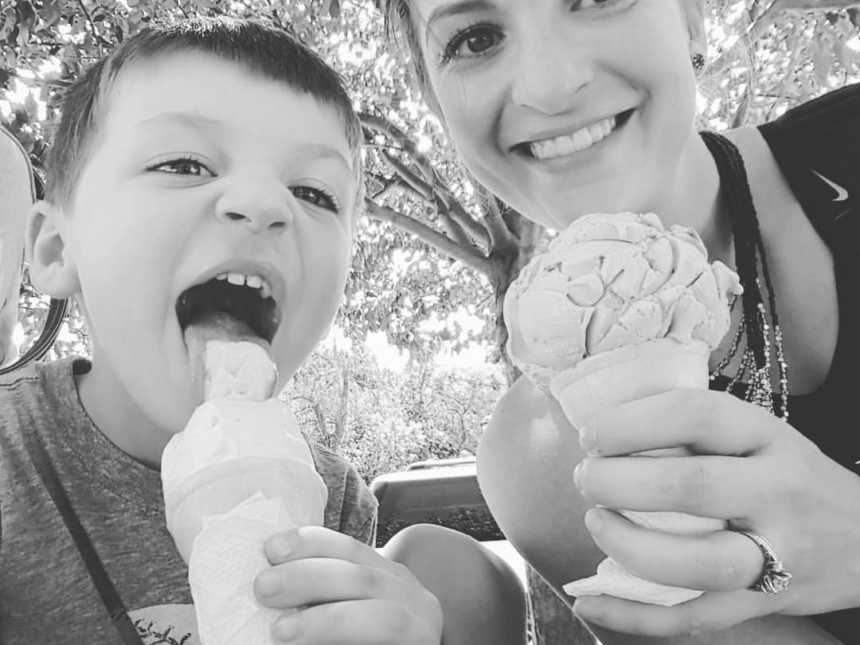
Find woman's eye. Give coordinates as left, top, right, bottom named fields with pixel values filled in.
left=441, top=24, right=504, bottom=64
left=291, top=185, right=340, bottom=213
left=149, top=157, right=214, bottom=177
left=575, top=0, right=620, bottom=9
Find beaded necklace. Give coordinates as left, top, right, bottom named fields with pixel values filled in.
left=700, top=131, right=790, bottom=420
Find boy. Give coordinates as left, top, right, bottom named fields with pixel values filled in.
left=0, top=18, right=525, bottom=645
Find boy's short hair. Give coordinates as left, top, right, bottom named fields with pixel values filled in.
left=47, top=17, right=363, bottom=206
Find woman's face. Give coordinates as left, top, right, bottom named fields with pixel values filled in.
left=412, top=0, right=701, bottom=229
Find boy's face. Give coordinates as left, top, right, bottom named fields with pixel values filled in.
left=57, top=51, right=356, bottom=433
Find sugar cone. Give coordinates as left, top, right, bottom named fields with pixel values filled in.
left=551, top=339, right=725, bottom=606
left=165, top=456, right=327, bottom=563
left=548, top=338, right=710, bottom=432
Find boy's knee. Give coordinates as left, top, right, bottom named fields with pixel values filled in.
left=384, top=524, right=527, bottom=645
left=384, top=524, right=497, bottom=576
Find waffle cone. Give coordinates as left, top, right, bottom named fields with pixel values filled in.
left=165, top=456, right=327, bottom=562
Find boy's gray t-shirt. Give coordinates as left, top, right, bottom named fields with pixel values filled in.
left=0, top=357, right=378, bottom=645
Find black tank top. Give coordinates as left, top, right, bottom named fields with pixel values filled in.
left=711, top=82, right=860, bottom=642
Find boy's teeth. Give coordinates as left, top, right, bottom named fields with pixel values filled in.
left=213, top=272, right=271, bottom=297
left=528, top=115, right=617, bottom=160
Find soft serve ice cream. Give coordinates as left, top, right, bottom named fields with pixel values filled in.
left=162, top=329, right=327, bottom=644
left=504, top=212, right=742, bottom=606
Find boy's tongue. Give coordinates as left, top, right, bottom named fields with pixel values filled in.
left=184, top=312, right=276, bottom=403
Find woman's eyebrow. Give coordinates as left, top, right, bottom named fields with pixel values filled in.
left=424, top=0, right=493, bottom=43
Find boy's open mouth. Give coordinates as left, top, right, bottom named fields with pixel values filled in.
left=175, top=274, right=281, bottom=344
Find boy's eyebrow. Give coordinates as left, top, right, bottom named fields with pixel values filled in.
left=135, top=112, right=352, bottom=170
left=136, top=110, right=223, bottom=131
left=294, top=143, right=353, bottom=172
left=424, top=0, right=493, bottom=44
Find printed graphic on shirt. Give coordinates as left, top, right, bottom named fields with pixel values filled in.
left=130, top=604, right=199, bottom=645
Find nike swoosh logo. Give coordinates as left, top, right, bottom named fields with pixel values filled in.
left=812, top=170, right=849, bottom=202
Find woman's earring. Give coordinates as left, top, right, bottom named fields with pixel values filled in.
left=692, top=53, right=706, bottom=74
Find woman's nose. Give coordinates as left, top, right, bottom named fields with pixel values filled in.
left=214, top=178, right=294, bottom=233
left=510, top=32, right=594, bottom=115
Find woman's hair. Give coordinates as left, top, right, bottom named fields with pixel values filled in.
left=379, top=0, right=436, bottom=107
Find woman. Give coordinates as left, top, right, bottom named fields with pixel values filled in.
left=380, top=1, right=860, bottom=643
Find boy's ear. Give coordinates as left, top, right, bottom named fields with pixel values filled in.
left=681, top=0, right=707, bottom=57
left=26, top=200, right=80, bottom=298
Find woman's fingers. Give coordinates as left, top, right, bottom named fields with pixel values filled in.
left=581, top=389, right=779, bottom=457
left=271, top=599, right=440, bottom=644
left=574, top=454, right=767, bottom=518
left=573, top=588, right=779, bottom=638
left=583, top=507, right=764, bottom=591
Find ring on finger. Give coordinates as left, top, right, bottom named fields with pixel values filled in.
left=737, top=531, right=792, bottom=594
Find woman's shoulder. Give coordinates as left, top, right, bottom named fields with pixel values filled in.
left=759, top=82, right=860, bottom=136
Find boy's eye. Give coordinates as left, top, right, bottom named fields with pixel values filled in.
left=148, top=157, right=215, bottom=177
left=291, top=185, right=340, bottom=213
left=440, top=23, right=504, bottom=65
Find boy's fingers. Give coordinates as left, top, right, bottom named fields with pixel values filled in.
left=264, top=526, right=393, bottom=570
left=271, top=599, right=441, bottom=644
left=255, top=558, right=405, bottom=609
left=584, top=389, right=777, bottom=457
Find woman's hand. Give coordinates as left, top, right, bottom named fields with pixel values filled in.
left=253, top=526, right=443, bottom=644
left=570, top=388, right=860, bottom=637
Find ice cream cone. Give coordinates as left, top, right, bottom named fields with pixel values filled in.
left=189, top=495, right=301, bottom=645
left=161, top=340, right=329, bottom=643
left=551, top=338, right=724, bottom=605
left=165, top=456, right=327, bottom=562
left=548, top=338, right=710, bottom=431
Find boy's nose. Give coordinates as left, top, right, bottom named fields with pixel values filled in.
left=215, top=180, right=294, bottom=233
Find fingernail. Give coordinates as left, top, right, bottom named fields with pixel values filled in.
left=579, top=426, right=599, bottom=455
left=573, top=459, right=587, bottom=490
left=255, top=570, right=281, bottom=597
left=268, top=534, right=293, bottom=561
left=584, top=508, right=602, bottom=533
left=573, top=597, right=603, bottom=622
left=273, top=616, right=301, bottom=641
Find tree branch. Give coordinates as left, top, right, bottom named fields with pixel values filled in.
left=76, top=0, right=112, bottom=48
left=434, top=203, right=479, bottom=250
left=483, top=195, right=518, bottom=252
left=383, top=150, right=434, bottom=201
left=361, top=112, right=435, bottom=184
left=365, top=199, right=492, bottom=275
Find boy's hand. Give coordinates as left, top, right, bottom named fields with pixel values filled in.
left=254, top=526, right=443, bottom=644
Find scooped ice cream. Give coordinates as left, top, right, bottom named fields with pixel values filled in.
left=503, top=212, right=742, bottom=606
left=505, top=212, right=741, bottom=391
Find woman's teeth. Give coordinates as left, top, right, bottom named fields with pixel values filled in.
left=216, top=272, right=272, bottom=299
left=528, top=116, right=617, bottom=160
